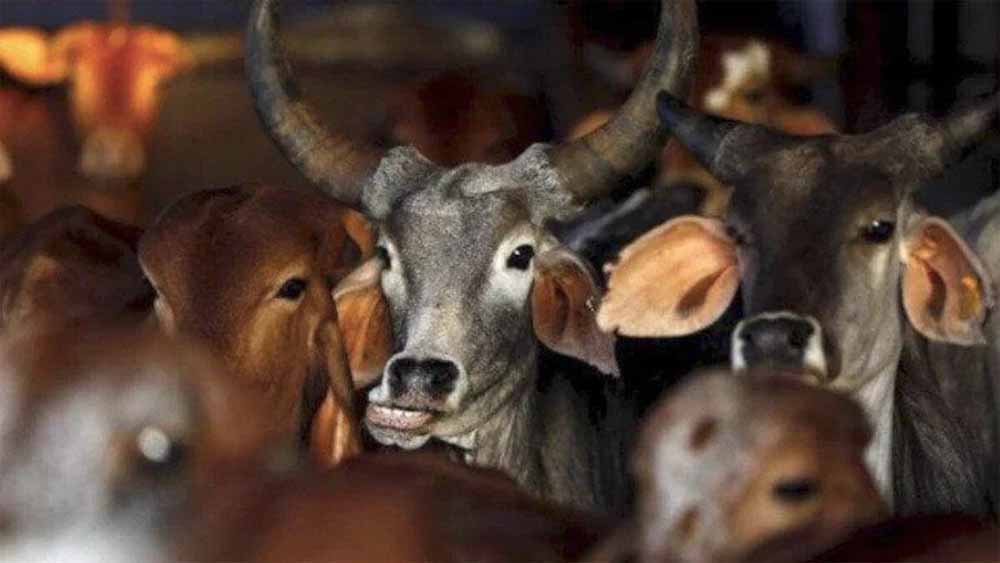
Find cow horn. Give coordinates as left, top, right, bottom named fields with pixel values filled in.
left=655, top=91, right=790, bottom=184
left=934, top=92, right=999, bottom=169
left=247, top=0, right=382, bottom=210
left=549, top=0, right=699, bottom=203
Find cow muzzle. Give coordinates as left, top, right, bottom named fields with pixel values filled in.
left=79, top=127, right=146, bottom=180
left=731, top=312, right=827, bottom=381
left=365, top=354, right=464, bottom=435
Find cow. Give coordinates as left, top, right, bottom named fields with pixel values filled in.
left=597, top=90, right=1000, bottom=517
left=386, top=70, right=550, bottom=167
left=0, top=325, right=285, bottom=563
left=586, top=369, right=885, bottom=563
left=246, top=0, right=698, bottom=512
left=175, top=452, right=607, bottom=562
left=0, top=23, right=193, bottom=181
left=138, top=184, right=371, bottom=467
left=0, top=205, right=152, bottom=337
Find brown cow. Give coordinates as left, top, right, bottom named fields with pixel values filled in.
left=587, top=369, right=885, bottom=563
left=175, top=452, right=607, bottom=563
left=0, top=325, right=285, bottom=563
left=0, top=23, right=192, bottom=181
left=0, top=205, right=151, bottom=337
left=387, top=71, right=549, bottom=167
left=138, top=184, right=371, bottom=467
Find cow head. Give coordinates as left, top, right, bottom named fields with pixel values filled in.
left=631, top=369, right=885, bottom=563
left=0, top=205, right=151, bottom=336
left=600, top=91, right=998, bottom=391
left=0, top=327, right=278, bottom=563
left=0, top=24, right=192, bottom=180
left=247, top=0, right=698, bottom=450
left=138, top=184, right=368, bottom=466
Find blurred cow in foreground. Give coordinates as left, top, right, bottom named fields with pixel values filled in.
left=599, top=90, right=1000, bottom=517
left=246, top=0, right=697, bottom=513
left=588, top=370, right=885, bottom=563
left=0, top=327, right=284, bottom=563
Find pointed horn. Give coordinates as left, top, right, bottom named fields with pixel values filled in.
left=937, top=92, right=999, bottom=167
left=656, top=91, right=786, bottom=184
left=549, top=0, right=699, bottom=203
left=246, top=0, right=382, bottom=211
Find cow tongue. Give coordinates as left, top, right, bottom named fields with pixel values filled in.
left=366, top=404, right=434, bottom=430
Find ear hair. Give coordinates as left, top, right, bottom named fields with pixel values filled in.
left=531, top=246, right=619, bottom=376
left=334, top=257, right=393, bottom=388
left=900, top=215, right=995, bottom=345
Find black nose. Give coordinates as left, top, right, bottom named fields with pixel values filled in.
left=387, top=357, right=459, bottom=397
left=738, top=316, right=814, bottom=367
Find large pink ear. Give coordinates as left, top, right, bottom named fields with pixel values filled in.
left=900, top=216, right=995, bottom=345
left=333, top=257, right=392, bottom=389
left=598, top=216, right=740, bottom=337
left=532, top=247, right=619, bottom=376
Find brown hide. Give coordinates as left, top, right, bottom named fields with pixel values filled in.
left=0, top=326, right=287, bottom=561
left=388, top=71, right=549, bottom=166
left=139, top=184, right=370, bottom=466
left=0, top=23, right=192, bottom=180
left=591, top=370, right=885, bottom=563
left=176, top=452, right=608, bottom=563
left=0, top=205, right=151, bottom=337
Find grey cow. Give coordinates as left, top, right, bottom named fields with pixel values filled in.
left=599, top=91, right=999, bottom=517
left=246, top=0, right=699, bottom=513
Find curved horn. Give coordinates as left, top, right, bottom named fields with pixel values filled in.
left=656, top=92, right=790, bottom=184
left=550, top=0, right=699, bottom=203
left=247, top=0, right=382, bottom=210
left=936, top=92, right=999, bottom=168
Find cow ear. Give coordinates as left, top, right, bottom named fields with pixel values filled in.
left=309, top=389, right=363, bottom=467
left=334, top=257, right=392, bottom=389
left=0, top=28, right=68, bottom=85
left=598, top=216, right=740, bottom=337
left=532, top=246, right=619, bottom=377
left=900, top=216, right=995, bottom=345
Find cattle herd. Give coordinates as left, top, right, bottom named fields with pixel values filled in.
left=0, top=0, right=997, bottom=561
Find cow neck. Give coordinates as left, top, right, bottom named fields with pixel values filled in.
left=455, top=353, right=545, bottom=497
left=852, top=356, right=899, bottom=510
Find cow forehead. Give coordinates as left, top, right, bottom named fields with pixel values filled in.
left=731, top=140, right=902, bottom=241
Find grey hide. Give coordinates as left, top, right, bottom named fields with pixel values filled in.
left=652, top=91, right=999, bottom=518
left=246, top=0, right=699, bottom=514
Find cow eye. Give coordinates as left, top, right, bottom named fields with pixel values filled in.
left=276, top=278, right=308, bottom=300
left=860, top=220, right=895, bottom=244
left=506, top=245, right=535, bottom=271
left=135, top=426, right=186, bottom=473
left=772, top=478, right=820, bottom=503
left=377, top=245, right=391, bottom=270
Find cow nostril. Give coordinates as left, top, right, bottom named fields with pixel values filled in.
left=788, top=330, right=807, bottom=350
left=389, top=357, right=459, bottom=396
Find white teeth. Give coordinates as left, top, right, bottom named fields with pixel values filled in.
left=366, top=404, right=434, bottom=431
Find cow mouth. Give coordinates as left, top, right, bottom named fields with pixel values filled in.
left=365, top=403, right=440, bottom=431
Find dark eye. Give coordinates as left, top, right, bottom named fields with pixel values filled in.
left=860, top=220, right=895, bottom=244
left=135, top=426, right=186, bottom=473
left=743, top=88, right=765, bottom=104
left=772, top=478, right=820, bottom=503
left=506, top=244, right=535, bottom=271
left=377, top=245, right=391, bottom=270
left=276, top=278, right=307, bottom=300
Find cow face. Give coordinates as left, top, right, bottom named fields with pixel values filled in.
left=600, top=93, right=998, bottom=390
left=0, top=328, right=271, bottom=563
left=332, top=149, right=616, bottom=449
left=0, top=206, right=151, bottom=337
left=247, top=0, right=697, bottom=452
left=138, top=184, right=367, bottom=465
left=0, top=24, right=192, bottom=180
left=631, top=370, right=885, bottom=563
